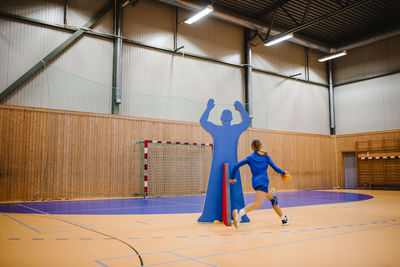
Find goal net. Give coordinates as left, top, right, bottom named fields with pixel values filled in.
left=138, top=140, right=213, bottom=197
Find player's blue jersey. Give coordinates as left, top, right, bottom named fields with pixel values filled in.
left=232, top=152, right=286, bottom=189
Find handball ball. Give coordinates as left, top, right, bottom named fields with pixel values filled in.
left=282, top=173, right=291, bottom=182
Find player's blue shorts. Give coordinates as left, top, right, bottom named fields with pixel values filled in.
left=254, top=184, right=269, bottom=193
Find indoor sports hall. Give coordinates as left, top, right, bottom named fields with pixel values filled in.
left=0, top=1, right=399, bottom=266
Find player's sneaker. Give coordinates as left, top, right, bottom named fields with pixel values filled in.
left=282, top=215, right=291, bottom=226
left=232, top=209, right=240, bottom=229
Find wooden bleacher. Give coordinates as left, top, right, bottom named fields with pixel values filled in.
left=356, top=139, right=400, bottom=189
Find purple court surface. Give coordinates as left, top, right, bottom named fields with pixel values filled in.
left=0, top=191, right=372, bottom=215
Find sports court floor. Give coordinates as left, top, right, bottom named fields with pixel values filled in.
left=1, top=189, right=399, bottom=267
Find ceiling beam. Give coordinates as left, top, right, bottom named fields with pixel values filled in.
left=158, top=0, right=399, bottom=54
left=301, top=0, right=312, bottom=24
left=280, top=5, right=299, bottom=26
left=335, top=24, right=400, bottom=52
left=254, top=0, right=292, bottom=20
left=264, top=0, right=373, bottom=45
left=157, top=0, right=331, bottom=52
left=266, top=7, right=279, bottom=39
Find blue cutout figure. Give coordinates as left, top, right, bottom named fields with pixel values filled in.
left=198, top=98, right=250, bottom=223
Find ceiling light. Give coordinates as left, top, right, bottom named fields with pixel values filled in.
left=121, top=0, right=130, bottom=7
left=318, top=50, right=347, bottom=62
left=184, top=5, right=214, bottom=24
left=264, top=33, right=294, bottom=46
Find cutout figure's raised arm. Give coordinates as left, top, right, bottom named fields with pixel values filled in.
left=200, top=99, right=218, bottom=133
left=233, top=101, right=251, bottom=132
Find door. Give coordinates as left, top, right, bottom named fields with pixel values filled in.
left=344, top=152, right=357, bottom=189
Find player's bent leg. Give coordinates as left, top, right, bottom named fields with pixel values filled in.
left=267, top=192, right=291, bottom=226
left=244, top=190, right=267, bottom=213
left=233, top=191, right=266, bottom=229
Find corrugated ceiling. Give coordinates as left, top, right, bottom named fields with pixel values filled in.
left=170, top=0, right=400, bottom=49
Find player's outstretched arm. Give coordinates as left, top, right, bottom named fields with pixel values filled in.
left=200, top=98, right=218, bottom=133
left=267, top=155, right=286, bottom=175
left=230, top=157, right=249, bottom=182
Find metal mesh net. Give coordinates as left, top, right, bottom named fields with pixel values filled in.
left=146, top=143, right=212, bottom=197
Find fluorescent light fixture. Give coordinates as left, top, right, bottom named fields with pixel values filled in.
left=184, top=5, right=213, bottom=24
left=121, top=0, right=130, bottom=7
left=318, top=50, right=347, bottom=62
left=264, top=33, right=294, bottom=46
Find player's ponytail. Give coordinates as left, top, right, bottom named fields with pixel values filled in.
left=251, top=139, right=268, bottom=156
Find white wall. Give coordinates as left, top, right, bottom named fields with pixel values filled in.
left=0, top=0, right=113, bottom=114
left=123, top=0, right=175, bottom=49
left=0, top=17, right=70, bottom=107
left=334, top=36, right=400, bottom=134
left=121, top=45, right=244, bottom=124
left=308, top=50, right=327, bottom=84
left=253, top=41, right=306, bottom=79
left=252, top=72, right=330, bottom=134
left=335, top=73, right=400, bottom=134
left=334, top=35, right=400, bottom=82
left=177, top=8, right=243, bottom=65
left=0, top=0, right=64, bottom=24
left=120, top=0, right=245, bottom=124
left=251, top=38, right=329, bottom=134
left=1, top=0, right=332, bottom=132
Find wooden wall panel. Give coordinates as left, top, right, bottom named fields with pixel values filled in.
left=240, top=129, right=336, bottom=192
left=335, top=130, right=400, bottom=188
left=0, top=105, right=215, bottom=201
left=7, top=105, right=396, bottom=201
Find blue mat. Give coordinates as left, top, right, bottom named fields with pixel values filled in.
left=0, top=191, right=372, bottom=215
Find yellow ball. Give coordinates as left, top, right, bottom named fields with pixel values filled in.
left=282, top=173, right=291, bottom=182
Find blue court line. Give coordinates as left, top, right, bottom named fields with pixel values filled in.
left=1, top=213, right=42, bottom=234
left=153, top=222, right=400, bottom=266
left=232, top=223, right=400, bottom=254
left=42, top=219, right=154, bottom=235
left=166, top=222, right=400, bottom=266
left=6, top=204, right=143, bottom=266
left=166, top=251, right=217, bottom=267
left=93, top=217, right=400, bottom=266
left=17, top=204, right=95, bottom=230
left=93, top=260, right=108, bottom=267
left=93, top=253, right=146, bottom=267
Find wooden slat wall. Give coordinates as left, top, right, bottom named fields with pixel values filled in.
left=0, top=105, right=214, bottom=201
left=4, top=105, right=397, bottom=201
left=335, top=130, right=400, bottom=188
left=239, top=129, right=336, bottom=192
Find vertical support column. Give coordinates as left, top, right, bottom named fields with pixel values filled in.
left=305, top=47, right=310, bottom=82
left=244, top=29, right=253, bottom=126
left=174, top=7, right=178, bottom=51
left=112, top=0, right=123, bottom=114
left=63, top=0, right=68, bottom=25
left=327, top=60, right=335, bottom=135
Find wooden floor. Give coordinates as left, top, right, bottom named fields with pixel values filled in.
left=1, top=189, right=400, bottom=267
